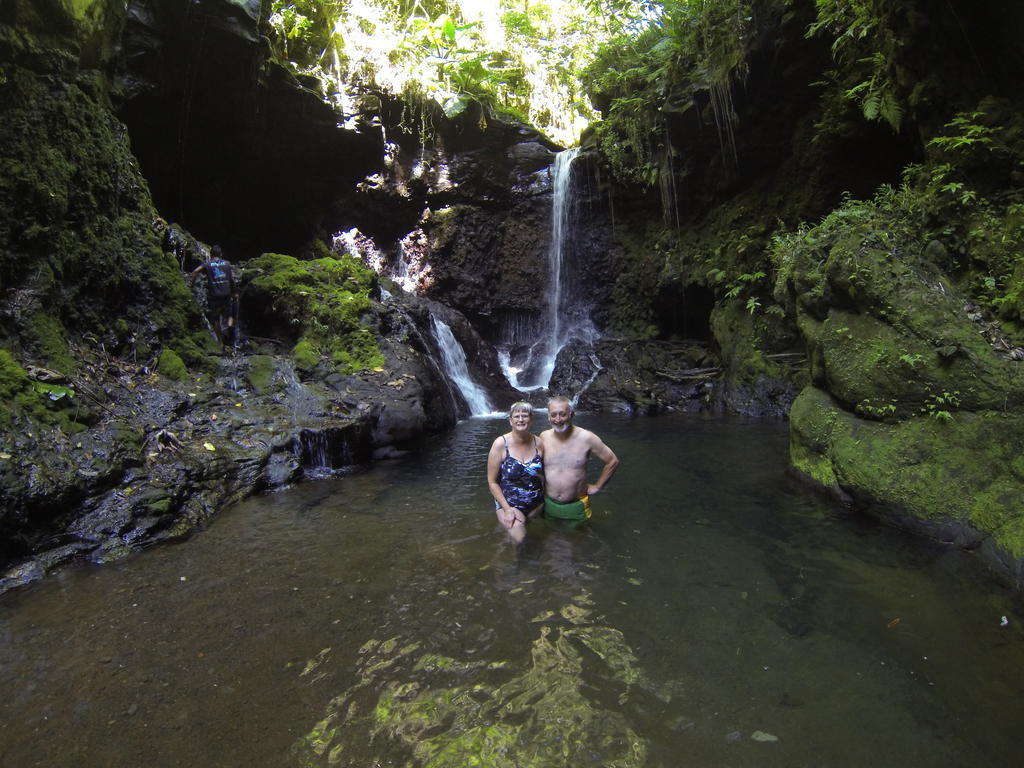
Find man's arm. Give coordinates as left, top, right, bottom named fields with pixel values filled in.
left=586, top=433, right=619, bottom=496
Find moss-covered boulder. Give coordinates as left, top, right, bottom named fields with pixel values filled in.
left=791, top=387, right=1024, bottom=570
left=780, top=213, right=1024, bottom=416
left=241, top=252, right=384, bottom=375
left=777, top=184, right=1024, bottom=578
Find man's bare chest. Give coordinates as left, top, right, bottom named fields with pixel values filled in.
left=544, top=442, right=589, bottom=469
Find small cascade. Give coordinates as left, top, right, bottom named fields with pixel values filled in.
left=495, top=310, right=543, bottom=390
left=430, top=316, right=493, bottom=416
left=576, top=351, right=605, bottom=403
left=294, top=426, right=364, bottom=479
left=298, top=429, right=332, bottom=476
left=512, top=148, right=597, bottom=390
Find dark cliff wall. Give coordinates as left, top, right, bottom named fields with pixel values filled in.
left=114, top=0, right=383, bottom=259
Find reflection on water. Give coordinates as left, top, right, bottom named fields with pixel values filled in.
left=1, top=414, right=1022, bottom=767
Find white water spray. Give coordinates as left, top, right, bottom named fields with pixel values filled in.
left=430, top=316, right=493, bottom=416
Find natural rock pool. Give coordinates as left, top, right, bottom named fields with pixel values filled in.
left=1, top=413, right=1021, bottom=767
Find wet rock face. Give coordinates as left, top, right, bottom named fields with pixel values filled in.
left=114, top=0, right=383, bottom=258
left=0, top=63, right=199, bottom=367
left=0, top=314, right=468, bottom=594
left=348, top=106, right=568, bottom=340
left=549, top=338, right=720, bottom=414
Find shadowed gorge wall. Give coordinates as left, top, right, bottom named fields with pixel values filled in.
left=114, top=0, right=384, bottom=258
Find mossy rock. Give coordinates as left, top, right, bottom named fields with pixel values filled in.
left=0, top=66, right=200, bottom=366
left=0, top=348, right=49, bottom=427
left=0, top=347, right=87, bottom=432
left=292, top=339, right=319, bottom=371
left=711, top=300, right=803, bottom=384
left=790, top=386, right=1024, bottom=558
left=24, top=312, right=76, bottom=376
left=157, top=349, right=188, bottom=381
left=244, top=354, right=278, bottom=393
left=242, top=252, right=384, bottom=374
left=788, top=386, right=842, bottom=490
left=779, top=197, right=1024, bottom=420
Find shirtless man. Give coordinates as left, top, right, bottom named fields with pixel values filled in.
left=539, top=396, right=619, bottom=526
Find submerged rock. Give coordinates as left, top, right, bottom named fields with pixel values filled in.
left=290, top=591, right=653, bottom=767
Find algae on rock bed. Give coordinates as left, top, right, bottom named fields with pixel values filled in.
left=290, top=591, right=651, bottom=767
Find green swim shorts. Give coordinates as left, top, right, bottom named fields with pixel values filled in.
left=544, top=495, right=592, bottom=527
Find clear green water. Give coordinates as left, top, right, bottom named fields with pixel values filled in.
left=1, top=413, right=1022, bottom=767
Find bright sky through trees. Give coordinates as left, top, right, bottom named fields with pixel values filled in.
left=268, top=0, right=664, bottom=145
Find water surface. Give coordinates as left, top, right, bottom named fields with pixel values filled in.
left=1, top=413, right=1021, bottom=767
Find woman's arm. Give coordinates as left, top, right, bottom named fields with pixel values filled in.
left=487, top=437, right=518, bottom=528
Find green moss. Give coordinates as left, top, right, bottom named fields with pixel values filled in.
left=0, top=348, right=48, bottom=426
left=776, top=183, right=1024, bottom=418
left=244, top=252, right=384, bottom=374
left=0, top=347, right=87, bottom=432
left=788, top=387, right=840, bottom=488
left=970, top=483, right=1024, bottom=557
left=246, top=355, right=277, bottom=392
left=26, top=312, right=76, bottom=374
left=296, top=235, right=336, bottom=261
left=292, top=339, right=319, bottom=371
left=0, top=66, right=202, bottom=368
left=145, top=497, right=172, bottom=515
left=819, top=309, right=924, bottom=412
left=157, top=349, right=188, bottom=381
left=710, top=300, right=800, bottom=385
left=791, top=387, right=1024, bottom=556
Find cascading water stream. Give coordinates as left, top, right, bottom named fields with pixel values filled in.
left=508, top=148, right=597, bottom=390
left=429, top=316, right=493, bottom=417
left=541, top=148, right=577, bottom=385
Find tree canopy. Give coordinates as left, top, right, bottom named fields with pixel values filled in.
left=265, top=0, right=666, bottom=145
left=263, top=1, right=926, bottom=180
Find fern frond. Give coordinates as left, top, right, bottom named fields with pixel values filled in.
left=879, top=91, right=902, bottom=131
left=862, top=92, right=880, bottom=121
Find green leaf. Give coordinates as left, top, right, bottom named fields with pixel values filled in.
left=442, top=94, right=469, bottom=118
left=442, top=16, right=457, bottom=43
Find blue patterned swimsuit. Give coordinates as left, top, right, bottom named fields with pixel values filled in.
left=497, top=436, right=544, bottom=512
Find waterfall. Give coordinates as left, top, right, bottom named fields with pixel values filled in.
left=537, top=148, right=575, bottom=387
left=430, top=316, right=493, bottom=416
left=511, top=148, right=596, bottom=390
left=298, top=429, right=332, bottom=476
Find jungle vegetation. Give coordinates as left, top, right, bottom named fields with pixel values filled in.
left=265, top=1, right=909, bottom=177
left=265, top=0, right=653, bottom=144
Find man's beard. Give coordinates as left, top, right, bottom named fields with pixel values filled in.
left=552, top=423, right=570, bottom=433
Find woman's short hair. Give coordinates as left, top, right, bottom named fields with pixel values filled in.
left=508, top=401, right=533, bottom=418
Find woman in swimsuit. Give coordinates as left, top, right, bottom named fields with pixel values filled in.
left=487, top=401, right=544, bottom=543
